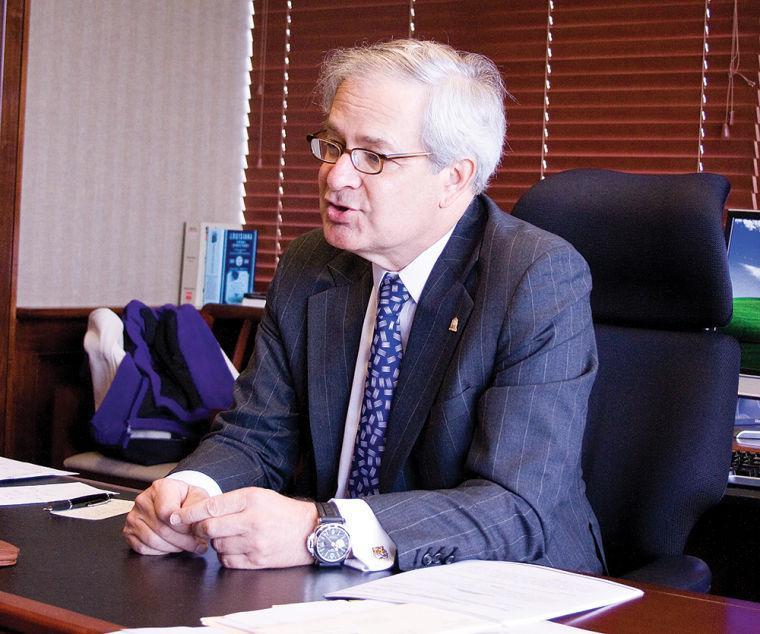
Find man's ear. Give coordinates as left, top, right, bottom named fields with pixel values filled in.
left=439, top=158, right=476, bottom=208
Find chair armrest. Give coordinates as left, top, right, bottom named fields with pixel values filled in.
left=621, top=555, right=712, bottom=593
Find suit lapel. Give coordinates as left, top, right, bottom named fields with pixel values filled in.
left=307, top=253, right=371, bottom=500
left=380, top=199, right=485, bottom=490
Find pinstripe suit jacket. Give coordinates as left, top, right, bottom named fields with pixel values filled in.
left=178, top=194, right=605, bottom=574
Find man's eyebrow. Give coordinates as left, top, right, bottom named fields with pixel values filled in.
left=322, top=125, right=392, bottom=150
left=360, top=135, right=391, bottom=149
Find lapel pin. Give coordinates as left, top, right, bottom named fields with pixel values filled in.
left=448, top=316, right=459, bottom=333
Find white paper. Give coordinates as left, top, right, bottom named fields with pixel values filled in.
left=325, top=560, right=642, bottom=626
left=112, top=625, right=230, bottom=634
left=204, top=601, right=493, bottom=634
left=503, top=622, right=593, bottom=633
left=0, top=457, right=76, bottom=481
left=203, top=600, right=386, bottom=630
left=51, top=498, right=133, bottom=519
left=0, top=482, right=114, bottom=506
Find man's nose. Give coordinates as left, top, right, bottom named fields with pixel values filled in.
left=325, top=151, right=362, bottom=189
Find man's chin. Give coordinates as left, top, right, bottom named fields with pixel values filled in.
left=323, top=222, right=357, bottom=251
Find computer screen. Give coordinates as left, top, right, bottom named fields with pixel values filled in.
left=724, top=209, right=760, bottom=409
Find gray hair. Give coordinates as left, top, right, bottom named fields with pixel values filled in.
left=317, top=39, right=507, bottom=194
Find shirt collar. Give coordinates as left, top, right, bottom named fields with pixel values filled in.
left=371, top=227, right=455, bottom=304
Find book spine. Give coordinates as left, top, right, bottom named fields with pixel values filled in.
left=192, top=224, right=209, bottom=308
left=202, top=226, right=226, bottom=305
left=179, top=223, right=200, bottom=305
left=220, top=229, right=258, bottom=304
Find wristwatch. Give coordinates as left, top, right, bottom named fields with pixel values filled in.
left=306, top=501, right=351, bottom=566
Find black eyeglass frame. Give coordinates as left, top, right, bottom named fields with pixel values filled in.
left=306, top=132, right=430, bottom=175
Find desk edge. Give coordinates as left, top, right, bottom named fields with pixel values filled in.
left=0, top=589, right=124, bottom=633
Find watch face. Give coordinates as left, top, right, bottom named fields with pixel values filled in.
left=315, top=524, right=350, bottom=563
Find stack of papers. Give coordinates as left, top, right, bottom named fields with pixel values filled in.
left=0, top=482, right=108, bottom=506
left=0, top=457, right=131, bottom=518
left=204, top=600, right=493, bottom=634
left=326, top=560, right=642, bottom=625
left=135, top=560, right=640, bottom=634
left=0, top=456, right=75, bottom=481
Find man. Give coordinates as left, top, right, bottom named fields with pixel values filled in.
left=124, top=39, right=604, bottom=575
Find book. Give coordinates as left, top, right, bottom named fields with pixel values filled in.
left=242, top=291, right=267, bottom=308
left=179, top=223, right=202, bottom=305
left=180, top=223, right=258, bottom=307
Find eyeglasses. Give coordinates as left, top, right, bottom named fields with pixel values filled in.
left=306, top=132, right=430, bottom=175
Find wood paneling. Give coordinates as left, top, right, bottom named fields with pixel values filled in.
left=10, top=309, right=94, bottom=466
left=0, top=0, right=28, bottom=455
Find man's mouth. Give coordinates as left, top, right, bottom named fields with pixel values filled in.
left=325, top=198, right=357, bottom=216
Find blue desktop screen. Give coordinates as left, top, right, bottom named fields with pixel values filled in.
left=725, top=210, right=760, bottom=375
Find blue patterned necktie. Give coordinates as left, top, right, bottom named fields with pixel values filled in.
left=348, top=273, right=410, bottom=498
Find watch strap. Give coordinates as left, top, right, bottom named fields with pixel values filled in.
left=315, top=500, right=344, bottom=524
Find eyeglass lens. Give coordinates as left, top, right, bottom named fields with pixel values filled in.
left=309, top=138, right=383, bottom=174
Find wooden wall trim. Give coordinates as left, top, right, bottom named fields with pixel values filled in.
left=0, top=0, right=27, bottom=455
left=16, top=307, right=109, bottom=321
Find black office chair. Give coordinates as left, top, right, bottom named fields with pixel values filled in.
left=512, top=168, right=740, bottom=592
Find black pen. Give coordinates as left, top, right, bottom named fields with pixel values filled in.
left=44, top=493, right=113, bottom=512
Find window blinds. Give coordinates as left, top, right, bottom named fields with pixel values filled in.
left=246, top=0, right=759, bottom=289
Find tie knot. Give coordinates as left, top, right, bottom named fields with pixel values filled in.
left=378, top=273, right=409, bottom=315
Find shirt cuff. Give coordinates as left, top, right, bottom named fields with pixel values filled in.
left=167, top=470, right=223, bottom=498
left=332, top=498, right=395, bottom=572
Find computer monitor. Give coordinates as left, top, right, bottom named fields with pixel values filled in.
left=724, top=209, right=760, bottom=420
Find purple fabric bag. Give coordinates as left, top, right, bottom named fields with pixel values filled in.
left=90, top=300, right=235, bottom=465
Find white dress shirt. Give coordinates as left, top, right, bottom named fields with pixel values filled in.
left=171, top=227, right=454, bottom=571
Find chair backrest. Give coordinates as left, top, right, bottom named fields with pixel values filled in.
left=200, top=303, right=262, bottom=371
left=512, top=168, right=740, bottom=576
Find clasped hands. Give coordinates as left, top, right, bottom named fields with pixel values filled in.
left=123, top=478, right=318, bottom=569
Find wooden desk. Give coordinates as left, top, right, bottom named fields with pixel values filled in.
left=564, top=582, right=760, bottom=632
left=2, top=480, right=760, bottom=633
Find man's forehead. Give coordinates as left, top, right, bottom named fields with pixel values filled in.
left=324, top=74, right=426, bottom=146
